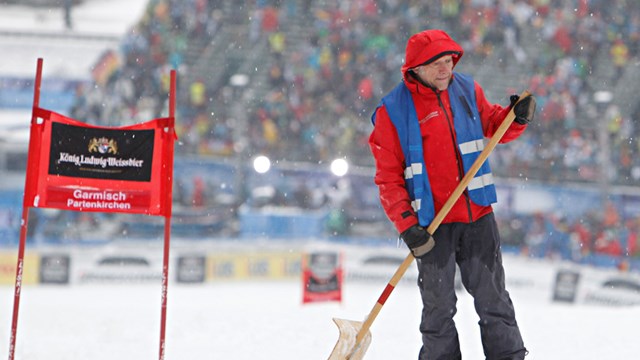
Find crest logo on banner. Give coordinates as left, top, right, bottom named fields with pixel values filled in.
left=88, top=137, right=118, bottom=154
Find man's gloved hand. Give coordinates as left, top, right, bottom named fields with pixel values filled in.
left=400, top=225, right=435, bottom=258
left=509, top=94, right=537, bottom=125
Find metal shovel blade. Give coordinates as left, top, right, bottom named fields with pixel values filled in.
left=328, top=318, right=372, bottom=360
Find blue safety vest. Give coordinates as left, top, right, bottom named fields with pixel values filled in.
left=371, top=72, right=497, bottom=226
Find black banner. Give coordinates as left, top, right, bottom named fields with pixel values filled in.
left=307, top=252, right=340, bottom=293
left=39, top=255, right=71, bottom=284
left=48, top=122, right=154, bottom=181
left=176, top=256, right=206, bottom=283
left=552, top=269, right=581, bottom=303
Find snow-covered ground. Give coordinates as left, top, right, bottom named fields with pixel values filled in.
left=0, top=250, right=639, bottom=360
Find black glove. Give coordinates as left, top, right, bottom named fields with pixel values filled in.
left=509, top=94, right=537, bottom=125
left=400, top=225, right=435, bottom=257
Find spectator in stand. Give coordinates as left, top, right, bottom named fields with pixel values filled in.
left=625, top=219, right=639, bottom=256
left=63, top=0, right=73, bottom=29
left=610, top=37, right=629, bottom=84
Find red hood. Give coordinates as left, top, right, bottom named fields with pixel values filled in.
left=401, top=29, right=464, bottom=81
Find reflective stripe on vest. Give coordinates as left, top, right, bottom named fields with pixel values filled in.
left=459, top=139, right=484, bottom=155
left=372, top=82, right=436, bottom=226
left=468, top=173, right=494, bottom=191
left=448, top=73, right=497, bottom=206
left=404, top=163, right=424, bottom=212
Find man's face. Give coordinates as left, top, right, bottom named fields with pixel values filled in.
left=414, top=55, right=454, bottom=91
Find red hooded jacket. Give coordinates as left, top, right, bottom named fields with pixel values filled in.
left=369, top=30, right=527, bottom=234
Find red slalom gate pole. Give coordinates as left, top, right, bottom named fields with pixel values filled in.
left=8, top=58, right=43, bottom=360
left=8, top=212, right=29, bottom=360
left=158, top=69, right=176, bottom=360
left=158, top=216, right=172, bottom=360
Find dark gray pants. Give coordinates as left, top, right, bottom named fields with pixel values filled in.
left=416, top=213, right=526, bottom=360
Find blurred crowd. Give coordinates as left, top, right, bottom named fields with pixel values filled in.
left=63, top=0, right=640, bottom=265
left=498, top=202, right=640, bottom=266
left=487, top=0, right=640, bottom=186
left=71, top=0, right=640, bottom=184
left=71, top=0, right=225, bottom=127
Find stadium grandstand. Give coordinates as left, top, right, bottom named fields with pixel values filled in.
left=2, top=0, right=640, bottom=270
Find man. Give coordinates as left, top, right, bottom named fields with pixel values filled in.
left=369, top=29, right=535, bottom=360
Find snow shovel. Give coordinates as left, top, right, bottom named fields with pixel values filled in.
left=328, top=91, right=533, bottom=360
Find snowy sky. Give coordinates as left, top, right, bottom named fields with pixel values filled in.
left=0, top=0, right=148, bottom=78
left=0, top=0, right=149, bottom=139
